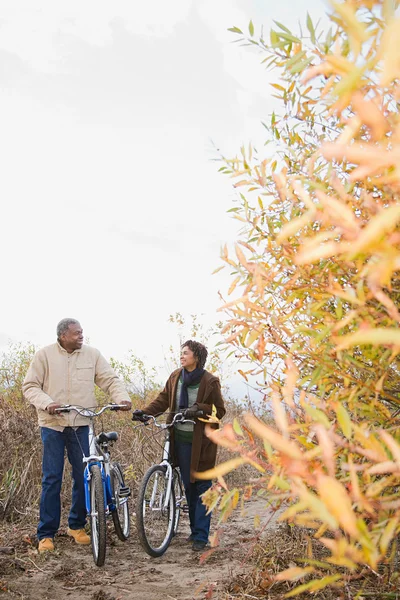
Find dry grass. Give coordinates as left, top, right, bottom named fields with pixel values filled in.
left=220, top=523, right=400, bottom=599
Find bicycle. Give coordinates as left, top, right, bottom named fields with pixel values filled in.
left=55, top=404, right=131, bottom=566
left=131, top=410, right=202, bottom=558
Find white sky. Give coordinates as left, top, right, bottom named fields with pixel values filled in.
left=0, top=0, right=327, bottom=393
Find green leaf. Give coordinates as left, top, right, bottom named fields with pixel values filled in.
left=233, top=418, right=244, bottom=437
left=284, top=50, right=307, bottom=70
left=270, top=29, right=279, bottom=46
left=336, top=403, right=352, bottom=439
left=303, top=404, right=331, bottom=429
left=248, top=20, right=254, bottom=36
left=306, top=12, right=316, bottom=44
left=228, top=26, right=243, bottom=34
left=289, top=56, right=313, bottom=74
left=274, top=20, right=292, bottom=34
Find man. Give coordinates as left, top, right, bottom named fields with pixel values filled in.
left=23, top=318, right=131, bottom=554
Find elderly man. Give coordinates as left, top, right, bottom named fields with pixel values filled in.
left=23, top=318, right=131, bottom=554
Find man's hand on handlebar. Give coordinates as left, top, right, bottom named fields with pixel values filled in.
left=46, top=402, right=63, bottom=415
left=117, top=400, right=132, bottom=412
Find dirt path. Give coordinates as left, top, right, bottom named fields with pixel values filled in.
left=1, top=498, right=271, bottom=600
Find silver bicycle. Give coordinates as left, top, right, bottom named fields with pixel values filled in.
left=131, top=411, right=201, bottom=557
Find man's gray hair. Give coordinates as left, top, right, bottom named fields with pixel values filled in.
left=57, top=318, right=80, bottom=340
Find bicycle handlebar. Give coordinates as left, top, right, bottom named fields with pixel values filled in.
left=54, top=404, right=123, bottom=418
left=131, top=410, right=204, bottom=427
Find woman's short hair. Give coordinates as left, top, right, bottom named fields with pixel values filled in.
left=181, top=340, right=208, bottom=369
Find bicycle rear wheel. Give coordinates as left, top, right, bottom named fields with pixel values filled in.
left=173, top=468, right=184, bottom=536
left=89, top=464, right=106, bottom=566
left=136, top=464, right=175, bottom=557
left=110, top=462, right=130, bottom=541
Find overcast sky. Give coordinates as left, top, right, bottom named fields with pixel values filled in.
left=0, top=0, right=327, bottom=391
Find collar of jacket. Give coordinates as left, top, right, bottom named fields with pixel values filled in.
left=171, top=368, right=216, bottom=401
left=56, top=341, right=83, bottom=355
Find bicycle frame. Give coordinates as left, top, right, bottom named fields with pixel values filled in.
left=135, top=413, right=194, bottom=511
left=55, top=404, right=128, bottom=517
left=83, top=429, right=116, bottom=517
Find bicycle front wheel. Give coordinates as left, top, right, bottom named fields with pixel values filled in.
left=136, top=465, right=175, bottom=557
left=111, top=462, right=130, bottom=541
left=89, top=464, right=106, bottom=566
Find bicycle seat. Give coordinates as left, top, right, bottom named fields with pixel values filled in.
left=96, top=431, right=119, bottom=444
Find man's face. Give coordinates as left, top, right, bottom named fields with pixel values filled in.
left=60, top=323, right=84, bottom=352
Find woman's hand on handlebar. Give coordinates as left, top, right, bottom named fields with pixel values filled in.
left=132, top=409, right=150, bottom=422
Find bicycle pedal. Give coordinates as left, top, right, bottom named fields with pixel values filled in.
left=119, top=486, right=131, bottom=498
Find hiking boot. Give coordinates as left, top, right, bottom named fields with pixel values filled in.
left=67, top=528, right=90, bottom=545
left=38, top=538, right=54, bottom=553
left=186, top=534, right=194, bottom=543
left=192, top=540, right=208, bottom=552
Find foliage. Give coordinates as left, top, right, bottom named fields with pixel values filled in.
left=205, top=0, right=400, bottom=595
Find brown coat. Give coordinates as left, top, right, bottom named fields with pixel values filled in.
left=144, top=369, right=225, bottom=482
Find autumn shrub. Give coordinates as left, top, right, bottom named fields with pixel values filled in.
left=201, top=0, right=400, bottom=596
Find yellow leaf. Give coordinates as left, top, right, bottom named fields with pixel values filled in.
left=228, top=276, right=241, bottom=296
left=336, top=328, right=400, bottom=351
left=245, top=414, right=304, bottom=459
left=277, top=212, right=314, bottom=243
left=380, top=17, right=400, bottom=86
left=194, top=457, right=246, bottom=480
left=238, top=369, right=248, bottom=382
left=349, top=205, right=400, bottom=257
left=235, top=243, right=248, bottom=267
left=315, top=189, right=359, bottom=232
left=380, top=517, right=399, bottom=554
left=246, top=328, right=260, bottom=347
left=218, top=294, right=249, bottom=312
left=379, top=430, right=400, bottom=463
left=367, top=460, right=400, bottom=475
left=303, top=405, right=331, bottom=429
left=275, top=567, right=315, bottom=582
left=335, top=403, right=352, bottom=439
left=271, top=388, right=288, bottom=435
left=284, top=574, right=342, bottom=597
left=316, top=474, right=358, bottom=537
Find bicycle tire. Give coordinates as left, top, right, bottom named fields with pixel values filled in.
left=110, top=462, right=130, bottom=541
left=89, top=464, right=107, bottom=566
left=136, top=464, right=175, bottom=557
left=173, top=468, right=184, bottom=536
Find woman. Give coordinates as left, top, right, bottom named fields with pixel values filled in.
left=132, top=340, right=225, bottom=551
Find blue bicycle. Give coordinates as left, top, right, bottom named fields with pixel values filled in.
left=55, top=404, right=130, bottom=566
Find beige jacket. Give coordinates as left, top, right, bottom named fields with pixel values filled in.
left=23, top=342, right=131, bottom=429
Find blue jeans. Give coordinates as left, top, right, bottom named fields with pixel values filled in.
left=174, top=440, right=212, bottom=544
left=38, top=426, right=89, bottom=541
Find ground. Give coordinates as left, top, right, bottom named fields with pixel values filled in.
left=0, top=498, right=270, bottom=600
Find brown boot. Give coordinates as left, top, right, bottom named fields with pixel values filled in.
left=67, top=528, right=90, bottom=545
left=38, top=538, right=54, bottom=553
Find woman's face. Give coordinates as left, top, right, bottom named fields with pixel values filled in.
left=180, top=346, right=197, bottom=371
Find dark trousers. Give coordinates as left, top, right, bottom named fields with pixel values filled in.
left=38, top=426, right=89, bottom=541
left=174, top=440, right=212, bottom=544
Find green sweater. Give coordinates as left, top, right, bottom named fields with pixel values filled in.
left=174, top=377, right=200, bottom=443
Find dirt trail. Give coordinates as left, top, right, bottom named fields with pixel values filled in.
left=1, top=498, right=272, bottom=600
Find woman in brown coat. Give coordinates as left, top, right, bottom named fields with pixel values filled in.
left=132, top=340, right=225, bottom=551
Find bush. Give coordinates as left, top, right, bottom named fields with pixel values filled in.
left=202, top=1, right=400, bottom=596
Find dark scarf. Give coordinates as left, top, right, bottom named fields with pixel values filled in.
left=178, top=367, right=205, bottom=409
